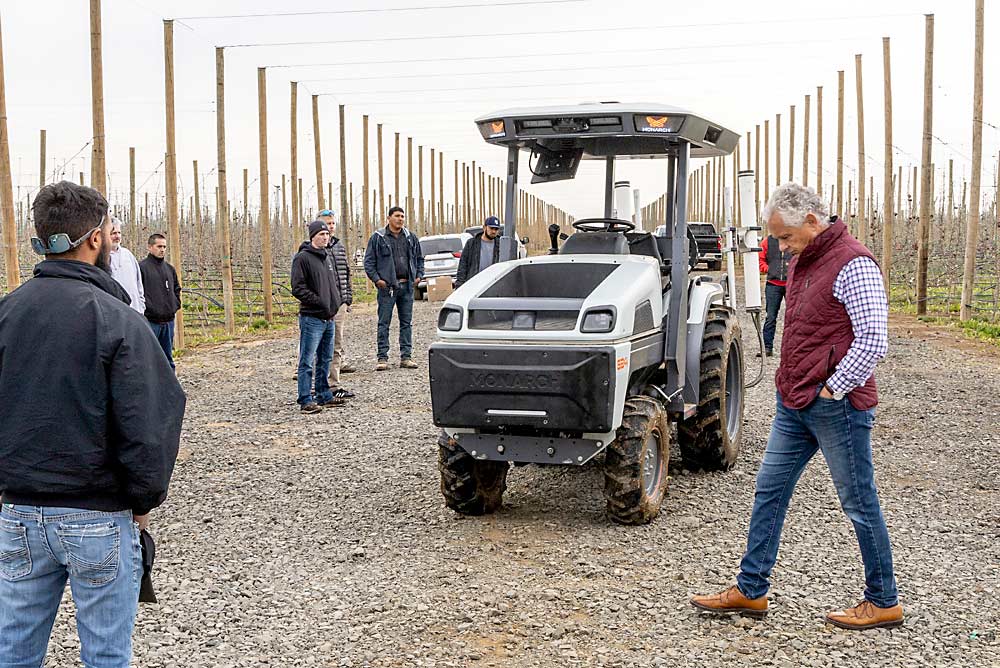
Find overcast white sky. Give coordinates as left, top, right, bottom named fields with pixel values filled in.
left=1, top=0, right=996, bottom=222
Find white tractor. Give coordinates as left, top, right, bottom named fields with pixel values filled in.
left=429, top=103, right=764, bottom=524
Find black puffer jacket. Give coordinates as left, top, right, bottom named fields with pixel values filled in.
left=291, top=241, right=343, bottom=319
left=0, top=260, right=185, bottom=515
left=327, top=236, right=353, bottom=306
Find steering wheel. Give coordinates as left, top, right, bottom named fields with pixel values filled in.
left=572, top=217, right=635, bottom=233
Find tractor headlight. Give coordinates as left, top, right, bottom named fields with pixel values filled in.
left=438, top=307, right=463, bottom=331
left=581, top=309, right=615, bottom=333
left=478, top=119, right=506, bottom=139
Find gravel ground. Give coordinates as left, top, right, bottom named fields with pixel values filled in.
left=44, top=299, right=1000, bottom=668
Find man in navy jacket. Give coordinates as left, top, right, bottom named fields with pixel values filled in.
left=363, top=207, right=424, bottom=370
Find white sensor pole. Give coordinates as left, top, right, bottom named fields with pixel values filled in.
left=737, top=170, right=762, bottom=311
left=613, top=180, right=631, bottom=220
left=723, top=187, right=738, bottom=309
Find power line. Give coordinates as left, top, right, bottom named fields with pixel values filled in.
left=223, top=12, right=916, bottom=48
left=174, top=0, right=584, bottom=21
left=268, top=35, right=872, bottom=70
left=297, top=45, right=851, bottom=84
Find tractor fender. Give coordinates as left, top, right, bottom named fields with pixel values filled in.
left=683, top=279, right=725, bottom=405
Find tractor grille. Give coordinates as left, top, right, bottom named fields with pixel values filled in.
left=468, top=310, right=579, bottom=331
left=632, top=300, right=655, bottom=334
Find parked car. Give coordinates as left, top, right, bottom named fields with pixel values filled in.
left=462, top=226, right=529, bottom=259
left=654, top=221, right=723, bottom=270
left=416, top=233, right=472, bottom=300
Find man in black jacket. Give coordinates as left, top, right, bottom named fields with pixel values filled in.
left=0, top=181, right=185, bottom=668
left=139, top=233, right=182, bottom=369
left=291, top=220, right=344, bottom=413
left=455, top=216, right=502, bottom=288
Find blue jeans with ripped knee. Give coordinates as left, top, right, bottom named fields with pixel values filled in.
left=0, top=505, right=142, bottom=668
left=736, top=392, right=898, bottom=607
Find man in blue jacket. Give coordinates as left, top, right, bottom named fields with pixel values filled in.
left=363, top=206, right=424, bottom=370
left=0, top=181, right=185, bottom=668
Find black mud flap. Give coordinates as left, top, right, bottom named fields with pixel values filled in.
left=429, top=343, right=615, bottom=432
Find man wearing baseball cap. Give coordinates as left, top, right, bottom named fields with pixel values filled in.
left=291, top=219, right=344, bottom=413
left=455, top=215, right=502, bottom=288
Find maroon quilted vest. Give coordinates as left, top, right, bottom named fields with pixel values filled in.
left=775, top=219, right=879, bottom=410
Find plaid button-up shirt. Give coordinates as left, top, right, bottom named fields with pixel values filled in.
left=826, top=256, right=889, bottom=394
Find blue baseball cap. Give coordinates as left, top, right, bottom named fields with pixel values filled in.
left=318, top=209, right=335, bottom=217
left=484, top=216, right=501, bottom=228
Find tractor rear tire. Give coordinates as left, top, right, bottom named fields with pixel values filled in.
left=603, top=397, right=670, bottom=525
left=678, top=306, right=744, bottom=472
left=438, top=430, right=508, bottom=515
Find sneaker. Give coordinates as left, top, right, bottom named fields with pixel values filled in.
left=765, top=348, right=774, bottom=357
left=319, top=397, right=347, bottom=408
left=400, top=358, right=418, bottom=369
left=375, top=360, right=389, bottom=371
left=340, top=362, right=357, bottom=374
left=332, top=388, right=355, bottom=399
left=300, top=403, right=322, bottom=414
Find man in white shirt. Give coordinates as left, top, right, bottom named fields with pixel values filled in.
left=108, top=218, right=145, bottom=314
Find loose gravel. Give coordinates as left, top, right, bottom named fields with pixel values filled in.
left=43, top=300, right=1000, bottom=667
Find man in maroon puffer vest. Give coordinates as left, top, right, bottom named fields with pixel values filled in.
left=691, top=183, right=902, bottom=631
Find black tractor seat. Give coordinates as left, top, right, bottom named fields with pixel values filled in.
left=559, top=231, right=630, bottom=255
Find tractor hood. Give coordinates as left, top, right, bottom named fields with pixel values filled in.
left=436, top=254, right=663, bottom=342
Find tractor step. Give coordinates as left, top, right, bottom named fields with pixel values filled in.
left=683, top=403, right=698, bottom=419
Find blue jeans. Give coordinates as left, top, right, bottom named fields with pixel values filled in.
left=763, top=283, right=785, bottom=351
left=297, top=315, right=335, bottom=406
left=737, top=393, right=898, bottom=607
left=376, top=282, right=414, bottom=361
left=0, top=505, right=141, bottom=668
left=148, top=320, right=175, bottom=370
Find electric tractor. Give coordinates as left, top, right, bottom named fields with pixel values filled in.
left=429, top=103, right=766, bottom=524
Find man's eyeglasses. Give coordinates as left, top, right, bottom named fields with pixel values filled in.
left=31, top=225, right=101, bottom=256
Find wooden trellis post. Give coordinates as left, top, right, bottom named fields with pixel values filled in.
left=0, top=14, right=18, bottom=290
left=916, top=14, right=934, bottom=315
left=882, top=37, right=894, bottom=286
left=362, top=115, right=369, bottom=236
left=312, top=95, right=325, bottom=211
left=960, top=0, right=984, bottom=321
left=290, top=82, right=298, bottom=229
left=89, top=0, right=106, bottom=194
left=377, top=123, right=385, bottom=220
left=163, top=20, right=184, bottom=346
left=215, top=47, right=235, bottom=334
left=837, top=70, right=845, bottom=217
left=338, top=105, right=348, bottom=251
left=258, top=67, right=272, bottom=322
left=803, top=95, right=811, bottom=186
left=817, top=85, right=824, bottom=197
left=855, top=54, right=868, bottom=245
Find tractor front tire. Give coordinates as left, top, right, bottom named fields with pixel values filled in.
left=603, top=397, right=670, bottom=525
left=438, top=430, right=508, bottom=515
left=678, top=306, right=745, bottom=472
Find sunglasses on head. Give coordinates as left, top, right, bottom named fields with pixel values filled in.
left=31, top=225, right=101, bottom=256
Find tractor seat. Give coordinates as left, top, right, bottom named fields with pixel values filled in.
left=559, top=231, right=630, bottom=255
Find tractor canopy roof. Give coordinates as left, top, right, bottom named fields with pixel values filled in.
left=474, top=102, right=739, bottom=160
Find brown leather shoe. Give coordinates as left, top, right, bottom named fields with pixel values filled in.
left=826, top=600, right=903, bottom=630
left=690, top=585, right=768, bottom=619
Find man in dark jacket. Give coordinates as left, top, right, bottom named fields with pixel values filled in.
left=139, top=233, right=182, bottom=369
left=291, top=220, right=344, bottom=413
left=757, top=234, right=793, bottom=356
left=692, top=183, right=900, bottom=631
left=0, top=181, right=185, bottom=668
left=319, top=209, right=356, bottom=394
left=455, top=216, right=502, bottom=288
left=363, top=206, right=424, bottom=371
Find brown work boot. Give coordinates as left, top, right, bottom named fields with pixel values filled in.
left=825, top=600, right=903, bottom=631
left=399, top=358, right=418, bottom=369
left=375, top=359, right=389, bottom=371
left=690, top=585, right=768, bottom=619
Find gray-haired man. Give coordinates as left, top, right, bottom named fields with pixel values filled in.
left=691, top=183, right=901, bottom=631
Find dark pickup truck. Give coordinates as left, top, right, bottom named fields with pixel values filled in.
left=654, top=222, right=724, bottom=270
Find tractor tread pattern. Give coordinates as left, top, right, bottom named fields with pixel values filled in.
left=603, top=396, right=670, bottom=525
left=677, top=306, right=744, bottom=472
left=438, top=430, right=508, bottom=516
